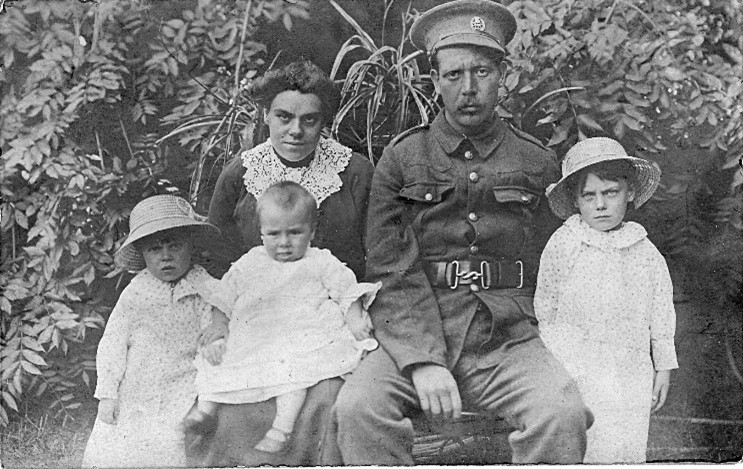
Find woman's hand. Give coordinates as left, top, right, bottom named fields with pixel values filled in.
left=346, top=302, right=373, bottom=340
left=98, top=398, right=119, bottom=424
left=651, top=369, right=671, bottom=413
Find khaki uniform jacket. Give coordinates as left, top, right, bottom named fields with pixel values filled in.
left=366, top=111, right=561, bottom=373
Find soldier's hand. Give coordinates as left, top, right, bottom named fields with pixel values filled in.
left=411, top=364, right=462, bottom=421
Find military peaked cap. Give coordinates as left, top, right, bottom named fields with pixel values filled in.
left=410, top=0, right=517, bottom=57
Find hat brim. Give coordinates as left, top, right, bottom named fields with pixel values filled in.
left=546, top=155, right=661, bottom=220
left=114, top=218, right=220, bottom=271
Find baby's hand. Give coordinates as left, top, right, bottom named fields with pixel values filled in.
left=98, top=398, right=119, bottom=425
left=198, top=321, right=228, bottom=347
left=201, top=338, right=226, bottom=366
left=346, top=306, right=373, bottom=341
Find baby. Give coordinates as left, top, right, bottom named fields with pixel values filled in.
left=187, top=181, right=379, bottom=453
left=535, top=137, right=679, bottom=463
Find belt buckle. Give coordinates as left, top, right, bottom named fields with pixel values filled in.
left=515, top=260, right=524, bottom=289
left=446, top=260, right=461, bottom=289
left=445, top=260, right=491, bottom=290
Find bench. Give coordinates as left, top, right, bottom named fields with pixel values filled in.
left=412, top=411, right=512, bottom=464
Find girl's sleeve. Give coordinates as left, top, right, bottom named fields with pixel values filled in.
left=321, top=251, right=381, bottom=313
left=534, top=230, right=571, bottom=325
left=93, top=294, right=132, bottom=400
left=650, top=251, right=679, bottom=371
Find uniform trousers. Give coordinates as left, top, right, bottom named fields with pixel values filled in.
left=324, top=304, right=592, bottom=465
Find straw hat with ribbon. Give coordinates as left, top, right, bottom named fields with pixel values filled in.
left=546, top=137, right=661, bottom=220
left=115, top=195, right=220, bottom=271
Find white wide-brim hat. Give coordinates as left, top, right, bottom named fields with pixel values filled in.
left=115, top=194, right=220, bottom=271
left=546, top=137, right=661, bottom=220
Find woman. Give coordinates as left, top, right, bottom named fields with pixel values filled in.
left=188, top=60, right=374, bottom=466
left=205, top=60, right=372, bottom=280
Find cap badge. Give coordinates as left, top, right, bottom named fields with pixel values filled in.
left=470, top=16, right=485, bottom=31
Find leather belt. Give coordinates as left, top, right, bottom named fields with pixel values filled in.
left=425, top=259, right=525, bottom=290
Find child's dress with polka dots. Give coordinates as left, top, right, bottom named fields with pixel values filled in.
left=82, top=266, right=222, bottom=468
left=535, top=214, right=678, bottom=463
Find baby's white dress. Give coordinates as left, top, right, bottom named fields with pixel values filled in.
left=196, top=246, right=379, bottom=403
left=535, top=214, right=678, bottom=463
left=82, top=266, right=221, bottom=467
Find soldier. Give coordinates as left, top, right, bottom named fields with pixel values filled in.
left=325, top=0, right=592, bottom=464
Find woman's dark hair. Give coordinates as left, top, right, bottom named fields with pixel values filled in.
left=567, top=159, right=637, bottom=199
left=247, top=60, right=341, bottom=125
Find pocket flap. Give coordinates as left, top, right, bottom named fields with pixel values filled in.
left=400, top=182, right=454, bottom=203
left=493, top=187, right=539, bottom=205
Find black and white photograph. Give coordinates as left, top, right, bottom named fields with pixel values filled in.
left=1, top=0, right=741, bottom=466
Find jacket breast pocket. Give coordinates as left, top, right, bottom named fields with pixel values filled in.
left=399, top=182, right=454, bottom=204
left=399, top=181, right=455, bottom=256
left=492, top=170, right=544, bottom=216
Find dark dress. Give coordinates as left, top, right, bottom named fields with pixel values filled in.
left=188, top=137, right=373, bottom=467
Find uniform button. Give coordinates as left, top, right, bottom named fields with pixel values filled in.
left=469, top=172, right=479, bottom=182
left=470, top=245, right=479, bottom=254
left=464, top=150, right=473, bottom=160
left=425, top=193, right=433, bottom=201
left=470, top=284, right=480, bottom=292
left=468, top=212, right=478, bottom=222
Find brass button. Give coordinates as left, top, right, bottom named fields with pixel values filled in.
left=469, top=172, right=479, bottom=182
left=425, top=193, right=433, bottom=201
left=468, top=212, right=478, bottom=222
left=470, top=284, right=480, bottom=292
left=470, top=245, right=479, bottom=254
left=464, top=150, right=473, bottom=160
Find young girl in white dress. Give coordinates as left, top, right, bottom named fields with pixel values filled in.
left=82, top=195, right=228, bottom=467
left=535, top=137, right=679, bottom=463
left=187, top=181, right=379, bottom=453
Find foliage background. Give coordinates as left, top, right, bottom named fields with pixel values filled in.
left=1, top=0, right=741, bottom=427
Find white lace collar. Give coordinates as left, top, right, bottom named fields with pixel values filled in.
left=241, top=137, right=352, bottom=206
left=565, top=214, right=647, bottom=251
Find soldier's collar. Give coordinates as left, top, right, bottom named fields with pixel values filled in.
left=433, top=111, right=506, bottom=157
